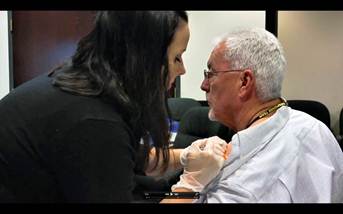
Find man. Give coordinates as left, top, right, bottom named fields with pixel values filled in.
left=196, top=27, right=343, bottom=202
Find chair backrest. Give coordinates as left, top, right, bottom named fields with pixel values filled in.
left=287, top=100, right=331, bottom=129
left=198, top=100, right=209, bottom=107
left=167, top=97, right=202, bottom=121
left=340, top=107, right=343, bottom=135
left=173, top=106, right=235, bottom=148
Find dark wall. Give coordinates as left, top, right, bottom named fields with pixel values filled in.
left=12, top=11, right=96, bottom=87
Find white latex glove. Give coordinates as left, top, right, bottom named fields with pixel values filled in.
left=179, top=138, right=207, bottom=167
left=172, top=136, right=228, bottom=192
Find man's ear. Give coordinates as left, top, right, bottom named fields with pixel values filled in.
left=238, top=69, right=254, bottom=99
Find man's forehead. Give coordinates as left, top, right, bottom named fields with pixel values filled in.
left=207, top=43, right=231, bottom=69
left=210, top=43, right=227, bottom=60
left=212, top=42, right=227, bottom=55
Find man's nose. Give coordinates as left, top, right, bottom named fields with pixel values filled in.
left=200, top=79, right=210, bottom=92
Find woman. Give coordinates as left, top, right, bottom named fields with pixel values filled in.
left=0, top=11, right=226, bottom=203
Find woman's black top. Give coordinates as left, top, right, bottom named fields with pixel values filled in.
left=0, top=73, right=137, bottom=202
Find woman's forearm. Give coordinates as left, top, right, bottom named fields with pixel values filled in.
left=159, top=187, right=195, bottom=203
left=145, top=148, right=183, bottom=177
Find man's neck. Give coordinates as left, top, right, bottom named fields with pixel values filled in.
left=235, top=98, right=283, bottom=131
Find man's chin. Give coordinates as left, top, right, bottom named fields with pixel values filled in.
left=208, top=109, right=218, bottom=121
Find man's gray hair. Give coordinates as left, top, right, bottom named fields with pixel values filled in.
left=215, top=27, right=287, bottom=101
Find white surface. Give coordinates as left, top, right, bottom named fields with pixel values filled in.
left=279, top=11, right=343, bottom=135
left=0, top=11, right=10, bottom=100
left=181, top=11, right=266, bottom=100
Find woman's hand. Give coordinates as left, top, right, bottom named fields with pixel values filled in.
left=172, top=136, right=231, bottom=192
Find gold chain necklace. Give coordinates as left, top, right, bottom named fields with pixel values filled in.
left=246, top=101, right=287, bottom=128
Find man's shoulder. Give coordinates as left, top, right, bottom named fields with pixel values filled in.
left=281, top=107, right=321, bottom=138
left=286, top=106, right=333, bottom=132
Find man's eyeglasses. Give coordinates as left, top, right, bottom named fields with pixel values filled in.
left=203, top=69, right=245, bottom=80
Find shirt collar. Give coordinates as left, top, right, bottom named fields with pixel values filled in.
left=199, top=106, right=291, bottom=200
left=231, top=106, right=290, bottom=159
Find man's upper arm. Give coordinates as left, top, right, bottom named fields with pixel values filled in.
left=204, top=182, right=255, bottom=203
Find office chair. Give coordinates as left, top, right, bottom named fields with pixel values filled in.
left=167, top=97, right=202, bottom=121
left=167, top=97, right=202, bottom=144
left=337, top=107, right=343, bottom=151
left=173, top=106, right=235, bottom=149
left=287, top=100, right=331, bottom=129
left=340, top=107, right=343, bottom=136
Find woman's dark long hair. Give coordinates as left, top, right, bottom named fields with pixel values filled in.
left=51, top=11, right=188, bottom=173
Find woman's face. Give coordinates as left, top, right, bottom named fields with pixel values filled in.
left=166, top=20, right=190, bottom=90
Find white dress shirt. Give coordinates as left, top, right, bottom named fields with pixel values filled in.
left=196, top=106, right=343, bottom=203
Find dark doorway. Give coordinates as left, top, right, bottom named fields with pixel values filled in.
left=11, top=11, right=176, bottom=97
left=12, top=11, right=96, bottom=87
